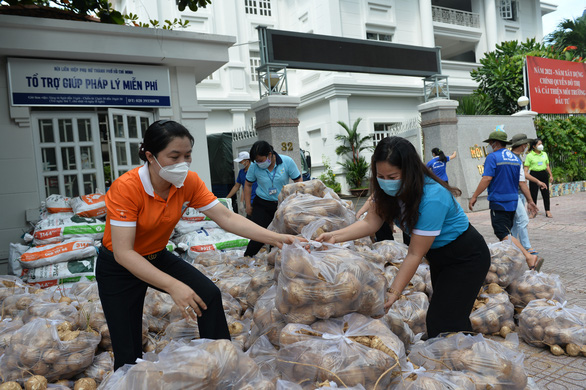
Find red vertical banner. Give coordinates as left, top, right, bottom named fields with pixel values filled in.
left=526, top=56, right=586, bottom=114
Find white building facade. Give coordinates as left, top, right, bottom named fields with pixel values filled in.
left=116, top=0, right=556, bottom=184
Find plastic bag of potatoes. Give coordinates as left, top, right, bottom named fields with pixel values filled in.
left=390, top=292, right=429, bottom=336
left=277, top=179, right=342, bottom=204
left=277, top=313, right=406, bottom=390
left=249, top=286, right=286, bottom=348
left=269, top=192, right=356, bottom=239
left=507, top=270, right=566, bottom=309
left=409, top=332, right=528, bottom=389
left=518, top=299, right=586, bottom=356
left=470, top=283, right=515, bottom=337
left=99, top=339, right=273, bottom=390
left=275, top=241, right=387, bottom=324
left=0, top=318, right=100, bottom=383
left=484, top=239, right=526, bottom=288
left=389, top=362, right=476, bottom=390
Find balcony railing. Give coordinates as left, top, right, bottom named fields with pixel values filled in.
left=432, top=5, right=480, bottom=28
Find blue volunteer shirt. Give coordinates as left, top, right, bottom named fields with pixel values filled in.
left=399, top=177, right=469, bottom=249
left=426, top=156, right=450, bottom=182
left=236, top=168, right=257, bottom=202
left=246, top=153, right=301, bottom=202
left=483, top=148, right=521, bottom=212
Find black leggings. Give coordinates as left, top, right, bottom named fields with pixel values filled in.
left=529, top=170, right=550, bottom=211
left=244, top=197, right=278, bottom=257
left=96, top=247, right=230, bottom=370
left=424, top=224, right=491, bottom=338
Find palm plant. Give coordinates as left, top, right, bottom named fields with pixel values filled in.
left=335, top=118, right=372, bottom=189
left=545, top=15, right=586, bottom=59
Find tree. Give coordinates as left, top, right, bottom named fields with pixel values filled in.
left=335, top=118, right=371, bottom=164
left=0, top=0, right=211, bottom=24
left=545, top=15, right=586, bottom=60
left=470, top=38, right=571, bottom=115
left=335, top=118, right=373, bottom=189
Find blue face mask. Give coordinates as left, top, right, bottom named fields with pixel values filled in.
left=257, top=158, right=271, bottom=169
left=377, top=177, right=402, bottom=197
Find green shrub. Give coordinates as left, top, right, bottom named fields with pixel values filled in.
left=534, top=115, right=586, bottom=182
left=318, top=158, right=341, bottom=193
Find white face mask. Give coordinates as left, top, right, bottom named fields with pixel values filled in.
left=536, top=144, right=544, bottom=151
left=154, top=156, right=190, bottom=188
left=486, top=143, right=494, bottom=154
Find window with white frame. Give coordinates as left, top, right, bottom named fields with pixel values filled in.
left=245, top=0, right=271, bottom=16
left=33, top=114, right=104, bottom=199
left=249, top=51, right=261, bottom=82
left=499, top=0, right=518, bottom=21
left=366, top=32, right=393, bottom=43
left=372, top=122, right=398, bottom=147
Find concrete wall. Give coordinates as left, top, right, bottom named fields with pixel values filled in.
left=421, top=99, right=538, bottom=211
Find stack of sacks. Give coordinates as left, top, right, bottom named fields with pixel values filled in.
left=18, top=194, right=105, bottom=287
left=173, top=198, right=250, bottom=260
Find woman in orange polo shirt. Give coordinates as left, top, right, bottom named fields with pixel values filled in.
left=96, top=120, right=299, bottom=370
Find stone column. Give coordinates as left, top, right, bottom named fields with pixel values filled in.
left=418, top=99, right=469, bottom=209
left=171, top=66, right=212, bottom=186
left=484, top=0, right=498, bottom=51
left=419, top=0, right=435, bottom=47
left=252, top=95, right=302, bottom=173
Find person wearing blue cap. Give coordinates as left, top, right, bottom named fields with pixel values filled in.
left=469, top=130, right=544, bottom=271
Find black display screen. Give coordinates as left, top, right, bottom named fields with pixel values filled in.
left=266, top=29, right=441, bottom=77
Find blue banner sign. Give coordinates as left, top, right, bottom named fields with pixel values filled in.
left=7, top=58, right=171, bottom=107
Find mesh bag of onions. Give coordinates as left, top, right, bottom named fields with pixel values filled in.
left=518, top=299, right=586, bottom=356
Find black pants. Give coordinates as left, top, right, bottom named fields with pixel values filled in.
left=424, top=224, right=490, bottom=338
left=375, top=221, right=394, bottom=242
left=529, top=170, right=550, bottom=211
left=96, top=247, right=230, bottom=370
left=244, top=197, right=278, bottom=257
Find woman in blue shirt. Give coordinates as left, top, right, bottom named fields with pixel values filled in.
left=317, top=137, right=490, bottom=338
left=244, top=141, right=302, bottom=256
left=426, top=148, right=457, bottom=183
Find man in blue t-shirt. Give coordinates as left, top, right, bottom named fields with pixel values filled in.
left=469, top=130, right=542, bottom=271
left=226, top=151, right=257, bottom=218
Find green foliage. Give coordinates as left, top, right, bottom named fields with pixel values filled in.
left=1, top=0, right=197, bottom=27
left=318, top=157, right=341, bottom=193
left=534, top=116, right=586, bottom=183
left=340, top=156, right=370, bottom=189
left=335, top=118, right=372, bottom=189
left=456, top=93, right=496, bottom=115
left=124, top=13, right=190, bottom=29
left=177, top=0, right=211, bottom=12
left=103, top=165, right=112, bottom=183
left=470, top=38, right=570, bottom=115
left=545, top=15, right=586, bottom=60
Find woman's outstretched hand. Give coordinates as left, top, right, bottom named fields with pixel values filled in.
left=314, top=232, right=336, bottom=244
left=274, top=234, right=307, bottom=248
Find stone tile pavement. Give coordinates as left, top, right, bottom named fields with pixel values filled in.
left=351, top=191, right=586, bottom=389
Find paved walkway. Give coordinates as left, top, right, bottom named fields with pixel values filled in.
left=351, top=191, right=586, bottom=389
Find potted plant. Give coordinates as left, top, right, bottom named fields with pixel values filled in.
left=318, top=157, right=342, bottom=194
left=335, top=118, right=372, bottom=197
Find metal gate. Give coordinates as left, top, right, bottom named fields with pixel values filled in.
left=371, top=115, right=423, bottom=156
